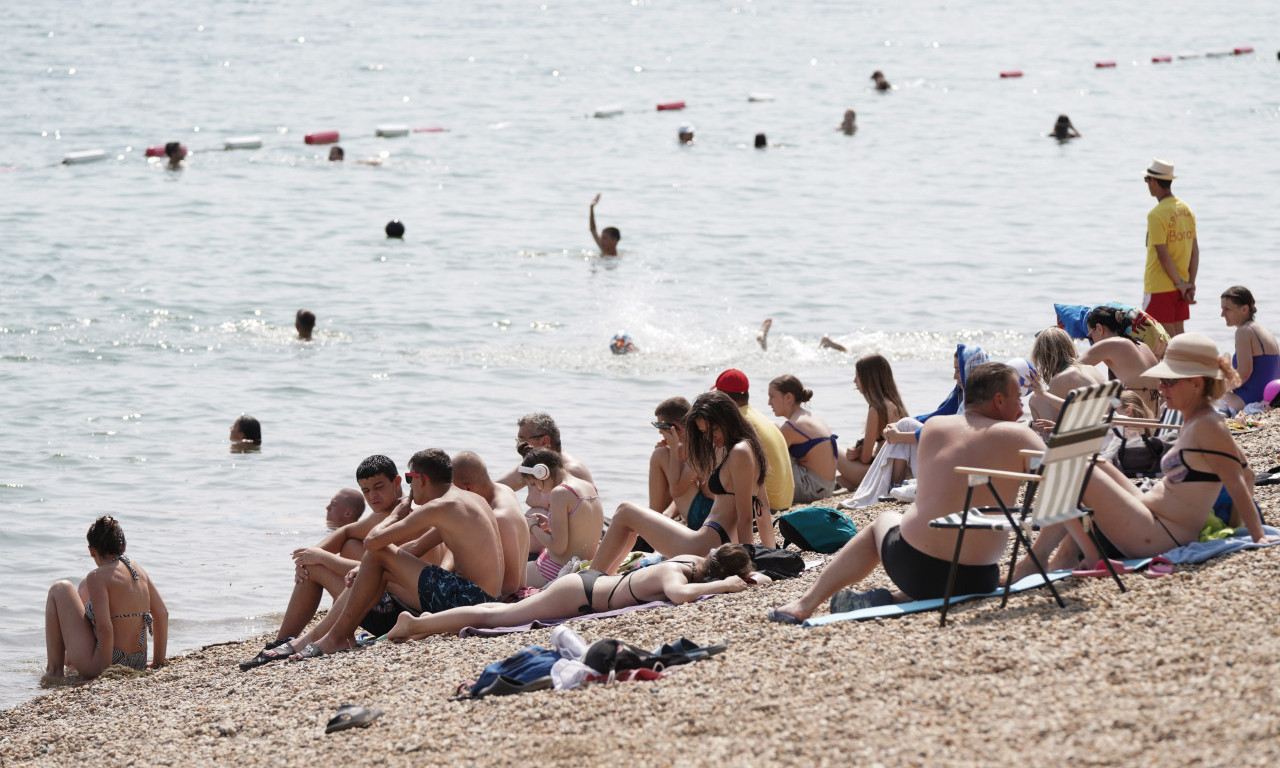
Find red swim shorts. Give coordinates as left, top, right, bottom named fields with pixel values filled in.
left=1143, top=290, right=1190, bottom=323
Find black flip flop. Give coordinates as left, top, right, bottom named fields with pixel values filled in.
left=238, top=640, right=297, bottom=672
left=325, top=705, right=382, bottom=734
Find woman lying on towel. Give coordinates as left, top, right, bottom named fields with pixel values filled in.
left=588, top=391, right=773, bottom=575
left=387, top=544, right=766, bottom=641
left=1020, top=333, right=1280, bottom=576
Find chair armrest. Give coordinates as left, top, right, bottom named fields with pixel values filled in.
left=1112, top=416, right=1182, bottom=430
left=953, top=466, right=1040, bottom=482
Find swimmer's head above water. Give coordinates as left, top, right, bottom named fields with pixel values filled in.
left=385, top=219, right=405, bottom=239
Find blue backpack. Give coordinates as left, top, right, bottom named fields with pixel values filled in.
left=775, top=506, right=858, bottom=554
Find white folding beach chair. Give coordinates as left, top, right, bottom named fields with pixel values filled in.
left=929, top=381, right=1125, bottom=626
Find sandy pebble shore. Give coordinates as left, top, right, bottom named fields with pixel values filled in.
left=4, top=412, right=1280, bottom=767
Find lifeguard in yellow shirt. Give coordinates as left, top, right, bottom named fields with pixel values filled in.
left=1142, top=158, right=1199, bottom=337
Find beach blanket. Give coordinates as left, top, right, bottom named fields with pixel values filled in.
left=1163, top=525, right=1280, bottom=565
left=801, top=570, right=1081, bottom=627
left=458, top=600, right=676, bottom=637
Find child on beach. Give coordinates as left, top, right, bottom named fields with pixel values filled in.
left=523, top=447, right=605, bottom=587
left=44, top=516, right=168, bottom=681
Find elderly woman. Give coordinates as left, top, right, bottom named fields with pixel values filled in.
left=1022, top=333, right=1279, bottom=574
left=1220, top=285, right=1280, bottom=412
left=44, top=516, right=168, bottom=681
left=767, top=374, right=838, bottom=504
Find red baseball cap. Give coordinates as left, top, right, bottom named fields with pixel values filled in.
left=713, top=368, right=749, bottom=395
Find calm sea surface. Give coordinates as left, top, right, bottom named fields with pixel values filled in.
left=2, top=0, right=1276, bottom=708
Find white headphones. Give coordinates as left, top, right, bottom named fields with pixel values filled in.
left=518, top=463, right=550, bottom=480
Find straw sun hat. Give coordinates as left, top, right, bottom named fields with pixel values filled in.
left=1145, top=157, right=1176, bottom=181
left=1142, top=332, right=1222, bottom=379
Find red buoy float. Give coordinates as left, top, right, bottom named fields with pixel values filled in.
left=1234, top=46, right=1254, bottom=55
left=1152, top=54, right=1172, bottom=63
left=1095, top=61, right=1116, bottom=68
left=413, top=126, right=448, bottom=133
left=145, top=144, right=186, bottom=157
left=999, top=70, right=1022, bottom=78
left=656, top=101, right=686, bottom=111
left=305, top=130, right=340, bottom=145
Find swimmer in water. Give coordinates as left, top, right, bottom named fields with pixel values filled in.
left=328, top=146, right=344, bottom=162
left=589, top=194, right=620, bottom=257
left=164, top=142, right=186, bottom=170
left=678, top=124, right=695, bottom=145
left=871, top=71, right=891, bottom=91
left=1051, top=114, right=1081, bottom=140
left=296, top=309, right=316, bottom=341
left=385, top=220, right=405, bottom=239
left=754, top=133, right=767, bottom=149
left=839, top=109, right=857, bottom=135
left=756, top=318, right=848, bottom=353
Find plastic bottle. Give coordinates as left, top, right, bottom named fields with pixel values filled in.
left=551, top=625, right=588, bottom=660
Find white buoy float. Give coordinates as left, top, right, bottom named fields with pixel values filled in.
left=224, top=136, right=263, bottom=150
left=592, top=105, right=624, bottom=118
left=375, top=124, right=410, bottom=137
left=62, top=149, right=107, bottom=165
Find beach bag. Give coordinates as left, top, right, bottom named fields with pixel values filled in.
left=1109, top=429, right=1172, bottom=475
left=745, top=543, right=804, bottom=580
left=775, top=506, right=858, bottom=554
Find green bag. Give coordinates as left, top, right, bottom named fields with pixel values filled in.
left=775, top=506, right=857, bottom=554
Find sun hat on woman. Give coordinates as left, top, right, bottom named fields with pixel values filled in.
left=1142, top=332, right=1222, bottom=379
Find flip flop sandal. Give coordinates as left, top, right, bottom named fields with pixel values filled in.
left=1143, top=556, right=1174, bottom=579
left=291, top=643, right=327, bottom=661
left=765, top=608, right=803, bottom=625
left=1071, top=559, right=1133, bottom=578
left=238, top=640, right=297, bottom=671
left=325, top=705, right=383, bottom=734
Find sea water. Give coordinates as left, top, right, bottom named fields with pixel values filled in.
left=2, top=0, right=1276, bottom=708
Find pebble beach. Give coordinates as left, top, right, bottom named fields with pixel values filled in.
left=4, top=411, right=1278, bottom=767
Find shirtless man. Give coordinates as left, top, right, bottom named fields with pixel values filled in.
left=238, top=458, right=405, bottom=669
left=452, top=450, right=528, bottom=597
left=324, top=487, right=365, bottom=529
left=498, top=412, right=596, bottom=553
left=289, top=449, right=504, bottom=658
left=1081, top=305, right=1160, bottom=414
left=589, top=194, right=620, bottom=256
left=768, top=363, right=1043, bottom=622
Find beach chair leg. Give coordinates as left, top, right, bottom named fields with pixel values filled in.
left=939, top=490, right=975, bottom=628
left=1014, top=524, right=1065, bottom=608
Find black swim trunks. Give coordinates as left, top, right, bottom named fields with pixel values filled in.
left=360, top=591, right=415, bottom=636
left=417, top=563, right=496, bottom=614
left=880, top=525, right=998, bottom=600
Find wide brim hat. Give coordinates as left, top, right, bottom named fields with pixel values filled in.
left=1146, top=157, right=1176, bottom=181
left=1142, top=332, right=1221, bottom=379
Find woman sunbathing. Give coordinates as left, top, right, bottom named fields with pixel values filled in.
left=1022, top=333, right=1280, bottom=575
left=387, top=544, right=766, bottom=641
left=589, top=391, right=772, bottom=574
left=44, top=516, right=169, bottom=681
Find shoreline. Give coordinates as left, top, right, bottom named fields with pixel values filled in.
left=4, top=412, right=1279, bottom=767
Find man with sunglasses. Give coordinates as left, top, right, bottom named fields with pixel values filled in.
left=497, top=412, right=596, bottom=554
left=1142, top=158, right=1198, bottom=337
left=287, top=449, right=504, bottom=659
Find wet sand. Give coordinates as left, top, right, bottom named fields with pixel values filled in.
left=4, top=411, right=1279, bottom=767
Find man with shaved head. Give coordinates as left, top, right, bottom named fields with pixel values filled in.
left=324, top=488, right=366, bottom=529
left=453, top=451, right=529, bottom=597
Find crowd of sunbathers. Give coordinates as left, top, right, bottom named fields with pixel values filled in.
left=41, top=284, right=1279, bottom=680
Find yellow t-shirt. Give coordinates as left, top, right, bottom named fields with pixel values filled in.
left=741, top=404, right=795, bottom=511
left=1144, top=196, right=1196, bottom=293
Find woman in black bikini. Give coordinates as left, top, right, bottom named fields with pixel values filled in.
left=1028, top=333, right=1279, bottom=570
left=43, top=516, right=169, bottom=681
left=590, top=391, right=770, bottom=575
left=387, top=544, right=765, bottom=642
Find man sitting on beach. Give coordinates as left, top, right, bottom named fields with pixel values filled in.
left=452, top=450, right=528, bottom=598
left=713, top=369, right=794, bottom=516
left=239, top=457, right=407, bottom=669
left=768, top=363, right=1043, bottom=622
left=498, top=412, right=596, bottom=553
left=288, top=449, right=504, bottom=659
left=324, top=487, right=365, bottom=529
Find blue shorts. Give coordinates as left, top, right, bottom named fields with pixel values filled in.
left=417, top=563, right=496, bottom=614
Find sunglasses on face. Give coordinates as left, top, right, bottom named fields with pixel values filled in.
left=405, top=472, right=428, bottom=482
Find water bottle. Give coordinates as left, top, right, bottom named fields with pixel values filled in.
left=551, top=625, right=588, bottom=660
left=636, top=552, right=666, bottom=568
